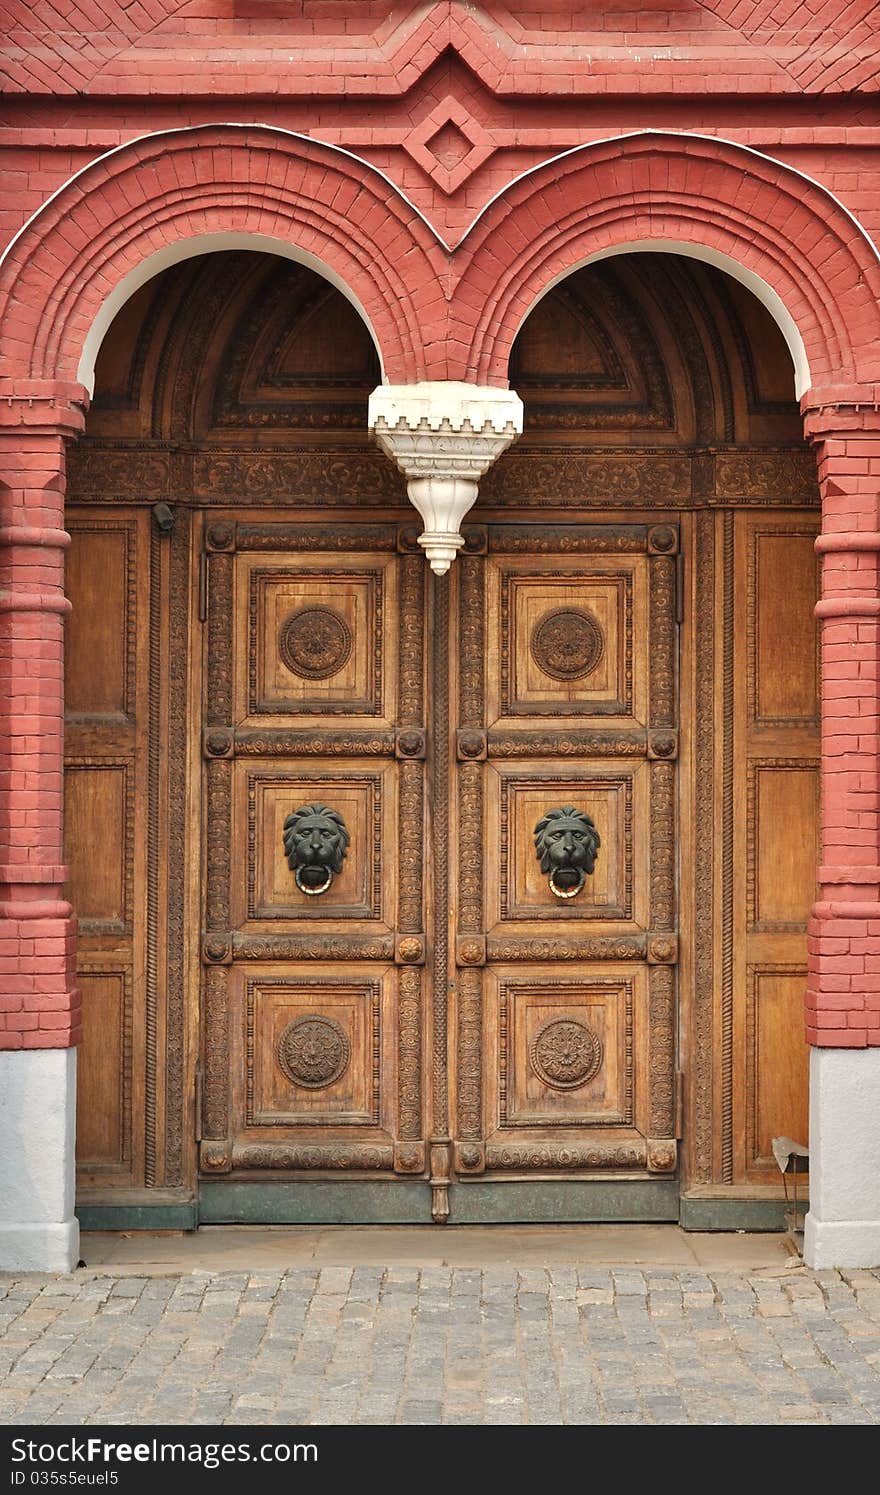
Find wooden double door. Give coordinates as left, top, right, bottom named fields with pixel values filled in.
left=197, top=516, right=679, bottom=1216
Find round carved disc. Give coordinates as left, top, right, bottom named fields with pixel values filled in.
left=277, top=1015, right=351, bottom=1089
left=529, top=1018, right=603, bottom=1090
left=279, top=607, right=353, bottom=681
left=530, top=608, right=604, bottom=681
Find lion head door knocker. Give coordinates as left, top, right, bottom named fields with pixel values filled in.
left=534, top=806, right=600, bottom=900
left=283, top=804, right=350, bottom=896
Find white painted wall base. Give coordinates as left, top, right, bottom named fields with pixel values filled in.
left=804, top=1046, right=880, bottom=1269
left=0, top=1048, right=79, bottom=1273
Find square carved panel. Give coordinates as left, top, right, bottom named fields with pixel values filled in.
left=64, top=761, right=133, bottom=934
left=245, top=977, right=381, bottom=1126
left=747, top=527, right=819, bottom=730
left=492, top=768, right=637, bottom=923
left=498, top=569, right=634, bottom=717
left=746, top=965, right=809, bottom=1172
left=746, top=760, right=819, bottom=932
left=247, top=565, right=385, bottom=717
left=243, top=769, right=388, bottom=922
left=497, top=976, right=634, bottom=1128
left=76, top=965, right=132, bottom=1173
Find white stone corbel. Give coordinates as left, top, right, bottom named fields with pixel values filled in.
left=368, top=382, right=524, bottom=573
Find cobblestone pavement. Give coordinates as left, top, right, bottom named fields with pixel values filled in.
left=1, top=1263, right=880, bottom=1425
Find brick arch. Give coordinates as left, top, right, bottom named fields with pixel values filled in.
left=453, top=132, right=880, bottom=399
left=0, top=124, right=448, bottom=390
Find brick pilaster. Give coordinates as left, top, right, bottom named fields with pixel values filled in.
left=0, top=380, right=87, bottom=1050
left=803, top=395, right=880, bottom=1047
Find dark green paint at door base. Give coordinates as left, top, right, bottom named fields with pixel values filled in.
left=199, top=1181, right=431, bottom=1226
left=449, top=1181, right=678, bottom=1224
left=163, top=1179, right=679, bottom=1227
left=76, top=1182, right=796, bottom=1232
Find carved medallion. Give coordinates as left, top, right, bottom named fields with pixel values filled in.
left=396, top=729, right=425, bottom=758
left=458, top=730, right=486, bottom=759
left=277, top=1015, right=350, bottom=1089
left=529, top=1019, right=603, bottom=1090
left=279, top=606, right=352, bottom=681
left=530, top=608, right=604, bottom=681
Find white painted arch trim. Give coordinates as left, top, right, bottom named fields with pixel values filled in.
left=514, top=238, right=811, bottom=400
left=76, top=231, right=386, bottom=396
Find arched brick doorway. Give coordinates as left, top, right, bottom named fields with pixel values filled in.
left=2, top=127, right=879, bottom=1265
left=64, top=245, right=819, bottom=1230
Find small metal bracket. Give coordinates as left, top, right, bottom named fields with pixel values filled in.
left=151, top=502, right=175, bottom=534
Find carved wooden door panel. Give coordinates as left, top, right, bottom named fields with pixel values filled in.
left=199, top=521, right=427, bottom=1180
left=452, top=524, right=679, bottom=1187
left=65, top=508, right=151, bottom=1187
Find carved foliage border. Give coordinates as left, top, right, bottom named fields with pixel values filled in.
left=457, top=553, right=486, bottom=1142
left=649, top=966, right=676, bottom=1139
left=397, top=554, right=425, bottom=1144
left=229, top=1144, right=395, bottom=1171
left=66, top=445, right=818, bottom=511
left=485, top=1142, right=647, bottom=1170
left=232, top=934, right=394, bottom=961
left=202, top=965, right=229, bottom=1146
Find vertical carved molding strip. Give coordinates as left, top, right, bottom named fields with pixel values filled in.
left=649, top=553, right=676, bottom=728
left=650, top=762, right=675, bottom=934
left=457, top=553, right=484, bottom=1142
left=205, top=548, right=233, bottom=934
left=163, top=516, right=189, bottom=1186
left=202, top=545, right=233, bottom=1167
left=692, top=512, right=715, bottom=1182
left=202, top=966, right=229, bottom=1148
left=721, top=510, right=735, bottom=1184
left=431, top=573, right=451, bottom=1169
left=648, top=549, right=677, bottom=1147
left=397, top=555, right=425, bottom=934
left=398, top=967, right=422, bottom=1141
left=206, top=549, right=233, bottom=726
left=649, top=966, right=676, bottom=1137
left=144, top=527, right=162, bottom=1187
left=397, top=554, right=424, bottom=1143
left=399, top=554, right=425, bottom=723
